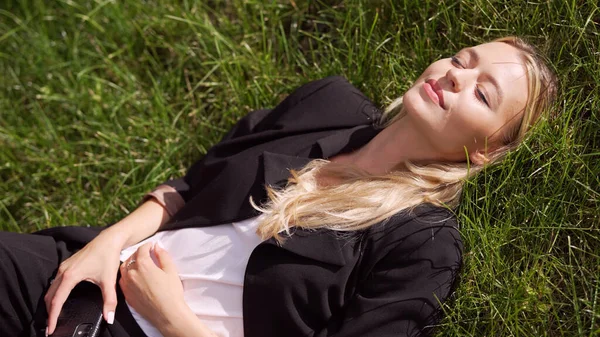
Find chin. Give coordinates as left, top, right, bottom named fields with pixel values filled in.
left=403, top=86, right=430, bottom=121
left=403, top=87, right=447, bottom=136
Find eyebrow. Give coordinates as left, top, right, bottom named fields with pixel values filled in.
left=465, top=48, right=504, bottom=109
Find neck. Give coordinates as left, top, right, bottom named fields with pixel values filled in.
left=330, top=115, right=448, bottom=174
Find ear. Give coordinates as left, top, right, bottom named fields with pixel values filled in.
left=469, top=149, right=491, bottom=166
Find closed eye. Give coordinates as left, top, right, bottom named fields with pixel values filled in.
left=453, top=55, right=491, bottom=108
left=476, top=87, right=490, bottom=107
left=451, top=56, right=464, bottom=68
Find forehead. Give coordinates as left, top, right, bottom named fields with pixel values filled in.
left=467, top=42, right=529, bottom=119
left=467, top=42, right=525, bottom=71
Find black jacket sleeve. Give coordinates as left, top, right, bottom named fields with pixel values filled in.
left=317, top=209, right=463, bottom=337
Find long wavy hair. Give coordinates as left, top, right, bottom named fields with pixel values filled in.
left=253, top=36, right=558, bottom=243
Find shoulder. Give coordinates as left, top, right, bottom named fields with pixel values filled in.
left=252, top=76, right=380, bottom=132
left=285, top=75, right=371, bottom=102
left=289, top=76, right=377, bottom=117
left=345, top=204, right=462, bottom=335
left=365, top=204, right=462, bottom=265
left=370, top=203, right=459, bottom=237
left=217, top=76, right=377, bottom=142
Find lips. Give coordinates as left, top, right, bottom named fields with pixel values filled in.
left=425, top=79, right=445, bottom=109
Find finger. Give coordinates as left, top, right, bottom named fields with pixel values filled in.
left=44, top=262, right=69, bottom=309
left=100, top=281, right=118, bottom=324
left=118, top=275, right=126, bottom=291
left=137, top=241, right=154, bottom=257
left=120, top=259, right=128, bottom=274
left=43, top=275, right=61, bottom=334
left=126, top=242, right=145, bottom=263
left=135, top=242, right=154, bottom=265
left=154, top=244, right=177, bottom=274
left=46, top=276, right=78, bottom=335
left=44, top=274, right=60, bottom=308
left=43, top=274, right=62, bottom=320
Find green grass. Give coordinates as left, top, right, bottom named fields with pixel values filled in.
left=1, top=0, right=598, bottom=335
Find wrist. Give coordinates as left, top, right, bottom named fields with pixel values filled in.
left=104, top=199, right=170, bottom=249
left=159, top=302, right=215, bottom=337
left=158, top=303, right=194, bottom=336
left=100, top=224, right=133, bottom=249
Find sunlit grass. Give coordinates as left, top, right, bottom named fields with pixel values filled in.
left=1, top=0, right=598, bottom=335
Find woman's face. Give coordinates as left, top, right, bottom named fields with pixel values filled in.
left=402, top=41, right=529, bottom=162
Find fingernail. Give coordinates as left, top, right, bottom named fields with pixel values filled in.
left=107, top=311, right=115, bottom=324
left=45, top=326, right=48, bottom=337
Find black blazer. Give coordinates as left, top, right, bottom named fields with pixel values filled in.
left=158, top=76, right=463, bottom=336
left=39, top=77, right=462, bottom=337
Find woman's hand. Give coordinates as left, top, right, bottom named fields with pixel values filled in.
left=119, top=242, right=188, bottom=329
left=42, top=198, right=171, bottom=336
left=120, top=243, right=218, bottom=337
left=44, top=229, right=127, bottom=335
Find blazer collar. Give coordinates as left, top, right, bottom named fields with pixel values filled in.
left=262, top=124, right=381, bottom=188
left=316, top=124, right=380, bottom=159
left=259, top=125, right=378, bottom=267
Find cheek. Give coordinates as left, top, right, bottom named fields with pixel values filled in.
left=447, top=106, right=503, bottom=149
left=419, top=61, right=446, bottom=78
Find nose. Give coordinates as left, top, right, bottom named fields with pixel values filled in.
left=445, top=68, right=474, bottom=93
left=445, top=68, right=461, bottom=92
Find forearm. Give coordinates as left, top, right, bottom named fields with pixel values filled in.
left=101, top=199, right=171, bottom=248
left=159, top=304, right=217, bottom=337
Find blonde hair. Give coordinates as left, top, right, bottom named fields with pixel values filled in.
left=254, top=36, right=558, bottom=243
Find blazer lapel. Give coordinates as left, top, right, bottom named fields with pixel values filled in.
left=261, top=151, right=347, bottom=266
left=262, top=151, right=314, bottom=188
left=263, top=229, right=347, bottom=266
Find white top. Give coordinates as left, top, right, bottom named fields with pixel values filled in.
left=119, top=216, right=263, bottom=337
